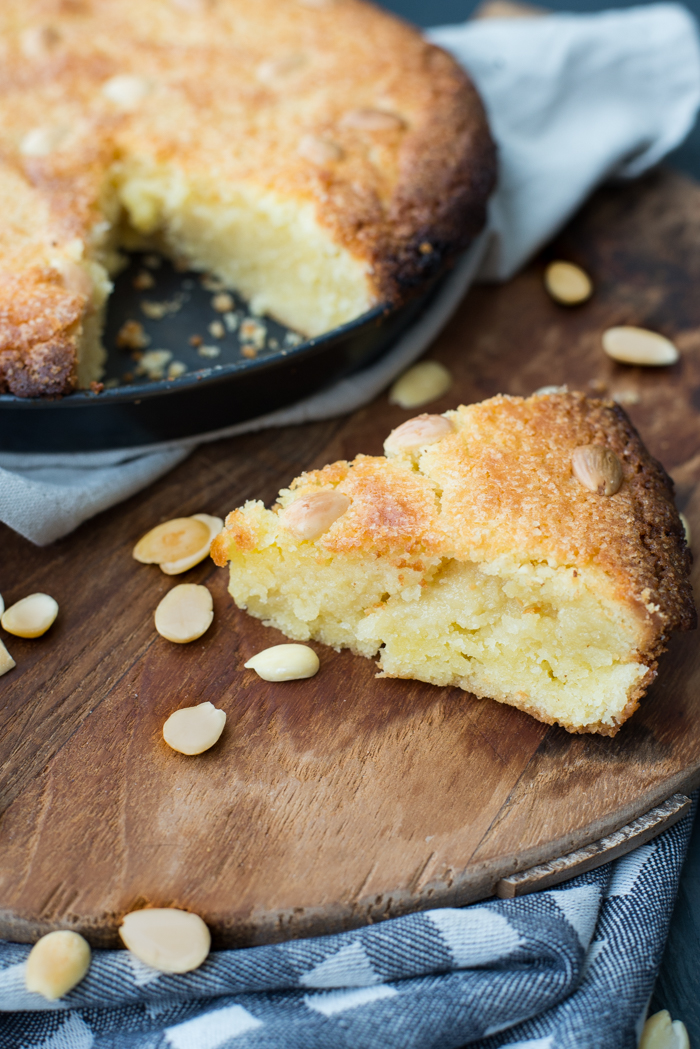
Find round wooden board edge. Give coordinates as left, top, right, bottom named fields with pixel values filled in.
left=2, top=765, right=698, bottom=950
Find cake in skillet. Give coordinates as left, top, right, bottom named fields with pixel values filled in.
left=211, top=392, right=695, bottom=735
left=0, top=0, right=495, bottom=396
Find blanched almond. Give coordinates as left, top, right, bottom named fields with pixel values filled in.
left=163, top=702, right=226, bottom=755
left=280, top=490, right=351, bottom=541
left=384, top=414, right=453, bottom=457
left=119, top=909, right=210, bottom=974
left=639, top=1010, right=689, bottom=1049
left=245, top=644, right=320, bottom=681
left=298, top=134, right=343, bottom=164
left=25, top=931, right=91, bottom=1000
left=341, top=108, right=404, bottom=131
left=2, top=594, right=58, bottom=638
left=389, top=361, right=452, bottom=409
left=102, top=74, right=151, bottom=109
left=0, top=639, right=16, bottom=677
left=572, top=444, right=623, bottom=496
left=134, top=517, right=210, bottom=565
left=602, top=326, right=678, bottom=366
left=544, top=261, right=592, bottom=305
left=160, top=514, right=223, bottom=575
left=154, top=585, right=213, bottom=643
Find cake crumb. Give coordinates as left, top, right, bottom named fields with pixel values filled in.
left=117, top=320, right=150, bottom=350
left=136, top=349, right=173, bottom=379
left=198, top=344, right=221, bottom=359
left=142, top=299, right=182, bottom=320
left=208, top=320, right=225, bottom=339
left=212, top=292, right=234, bottom=312
left=240, top=318, right=266, bottom=349
left=223, top=311, right=239, bottom=332
left=189, top=334, right=203, bottom=347
left=133, top=270, right=155, bottom=290
left=201, top=273, right=226, bottom=293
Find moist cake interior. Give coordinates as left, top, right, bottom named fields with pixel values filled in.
left=212, top=394, right=695, bottom=736
left=75, top=173, right=375, bottom=388
left=223, top=504, right=648, bottom=735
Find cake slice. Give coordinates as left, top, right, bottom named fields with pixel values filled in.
left=211, top=392, right=695, bottom=735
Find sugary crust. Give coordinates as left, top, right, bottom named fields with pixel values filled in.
left=213, top=392, right=696, bottom=733
left=0, top=0, right=495, bottom=397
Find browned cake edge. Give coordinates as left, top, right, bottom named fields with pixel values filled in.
left=373, top=44, right=497, bottom=303
left=0, top=6, right=496, bottom=399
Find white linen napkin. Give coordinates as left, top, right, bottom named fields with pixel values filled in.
left=1, top=2, right=699, bottom=545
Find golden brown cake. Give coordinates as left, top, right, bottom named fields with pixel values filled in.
left=212, top=392, right=696, bottom=735
left=0, top=0, right=495, bottom=397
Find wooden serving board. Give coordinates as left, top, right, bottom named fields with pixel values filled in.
left=1, top=167, right=700, bottom=949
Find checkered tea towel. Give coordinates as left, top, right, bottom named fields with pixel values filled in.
left=0, top=799, right=694, bottom=1049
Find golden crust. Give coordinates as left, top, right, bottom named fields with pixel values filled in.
left=0, top=0, right=495, bottom=397
left=213, top=392, right=696, bottom=733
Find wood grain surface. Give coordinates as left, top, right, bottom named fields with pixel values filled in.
left=1, top=167, right=699, bottom=949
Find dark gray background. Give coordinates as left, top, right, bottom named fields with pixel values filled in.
left=381, top=0, right=700, bottom=1040
left=382, top=0, right=700, bottom=177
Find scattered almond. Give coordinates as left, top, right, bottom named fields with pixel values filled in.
left=257, top=53, right=307, bottom=85
left=389, top=361, right=452, bottom=409
left=154, top=584, right=213, bottom=643
left=602, top=326, right=679, bottom=366
left=102, top=74, right=151, bottom=109
left=0, top=639, right=15, bottom=677
left=20, top=125, right=68, bottom=157
left=198, top=344, right=221, bottom=359
left=134, top=517, right=210, bottom=564
left=680, top=512, right=691, bottom=548
left=208, top=320, right=225, bottom=339
left=544, top=261, right=592, bottom=305
left=639, top=1010, right=690, bottom=1049
left=298, top=134, right=344, bottom=164
left=25, top=931, right=91, bottom=1001
left=2, top=594, right=58, bottom=638
left=384, top=414, right=453, bottom=457
left=119, top=909, right=211, bottom=973
left=245, top=644, right=320, bottom=682
left=572, top=444, right=623, bottom=496
left=280, top=490, right=351, bottom=541
left=163, top=701, right=226, bottom=755
left=341, top=108, right=404, bottom=131
left=160, top=513, right=223, bottom=575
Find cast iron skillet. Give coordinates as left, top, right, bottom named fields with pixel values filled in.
left=0, top=252, right=446, bottom=453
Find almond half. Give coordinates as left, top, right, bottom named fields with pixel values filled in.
left=572, top=444, right=623, bottom=496
left=160, top=514, right=223, bottom=575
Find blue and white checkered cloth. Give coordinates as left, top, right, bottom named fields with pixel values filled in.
left=0, top=800, right=694, bottom=1049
